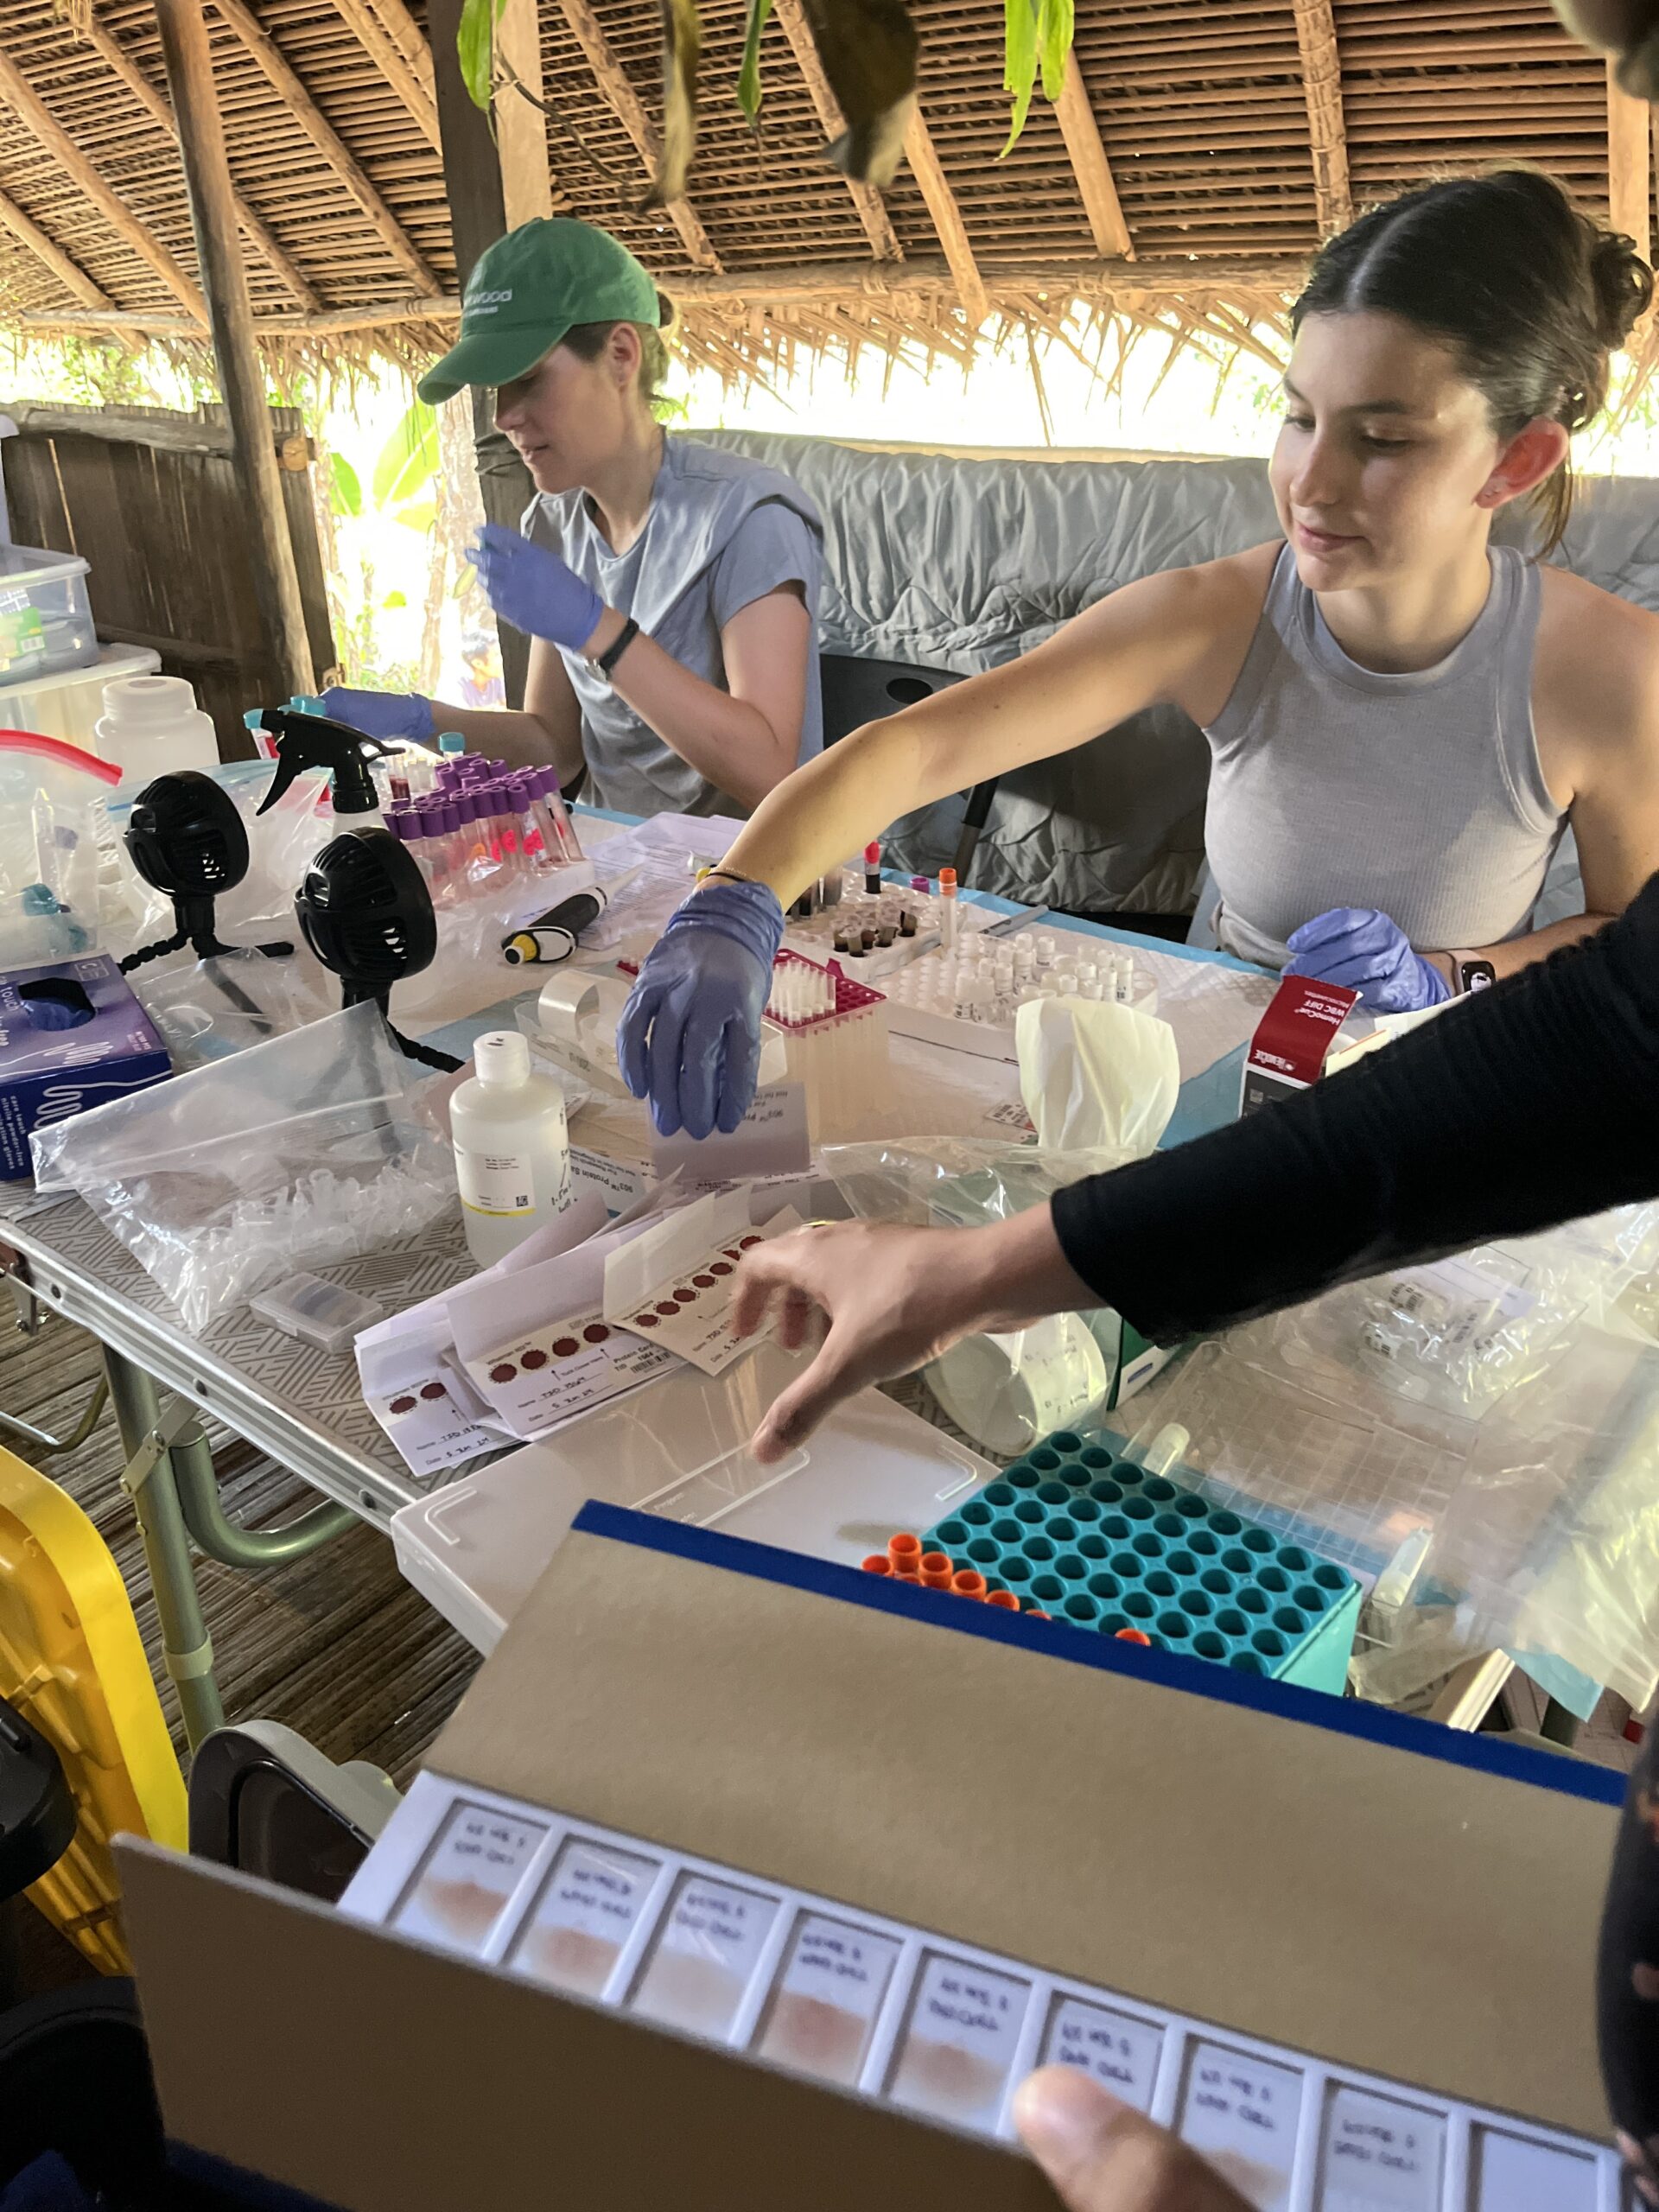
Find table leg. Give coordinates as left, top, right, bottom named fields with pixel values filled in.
left=163, top=1413, right=358, bottom=1569
left=102, top=1349, right=225, bottom=1754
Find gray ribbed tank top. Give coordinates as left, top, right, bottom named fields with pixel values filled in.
left=1203, top=543, right=1565, bottom=969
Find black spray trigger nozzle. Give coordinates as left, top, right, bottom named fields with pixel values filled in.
left=255, top=708, right=400, bottom=817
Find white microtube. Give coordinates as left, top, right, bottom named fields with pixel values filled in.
left=1034, top=931, right=1058, bottom=965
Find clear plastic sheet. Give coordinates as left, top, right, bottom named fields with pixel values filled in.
left=0, top=734, right=112, bottom=966
left=1120, top=1230, right=1659, bottom=1713
left=128, top=947, right=334, bottom=1067
left=29, top=1002, right=457, bottom=1332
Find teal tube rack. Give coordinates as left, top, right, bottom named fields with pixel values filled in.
left=918, top=1431, right=1361, bottom=1693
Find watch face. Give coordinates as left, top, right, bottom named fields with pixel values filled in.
left=1460, top=960, right=1497, bottom=994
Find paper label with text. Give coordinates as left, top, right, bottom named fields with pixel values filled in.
left=394, top=1798, right=547, bottom=1955
left=890, top=1952, right=1030, bottom=2128
left=1179, top=2043, right=1303, bottom=2212
left=1042, top=1995, right=1164, bottom=2112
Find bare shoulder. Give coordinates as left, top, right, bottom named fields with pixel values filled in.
left=1124, top=540, right=1279, bottom=624
left=1132, top=541, right=1280, bottom=723
left=1535, top=566, right=1659, bottom=736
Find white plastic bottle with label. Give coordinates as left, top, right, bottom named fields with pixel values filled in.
left=450, top=1029, right=572, bottom=1266
left=94, top=675, right=219, bottom=789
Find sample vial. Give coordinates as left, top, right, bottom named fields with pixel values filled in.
left=938, top=865, right=960, bottom=950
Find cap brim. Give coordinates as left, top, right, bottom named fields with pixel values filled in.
left=416, top=320, right=569, bottom=404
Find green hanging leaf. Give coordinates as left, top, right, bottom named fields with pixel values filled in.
left=1000, top=0, right=1037, bottom=157
left=392, top=500, right=439, bottom=534
left=1037, top=0, right=1072, bottom=102
left=328, top=452, right=362, bottom=518
left=642, top=0, right=703, bottom=206
left=458, top=0, right=508, bottom=111
left=738, top=0, right=775, bottom=126
left=372, top=401, right=439, bottom=509
left=1000, top=0, right=1072, bottom=154
left=383, top=591, right=408, bottom=610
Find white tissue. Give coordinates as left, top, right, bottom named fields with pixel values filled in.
left=1014, top=996, right=1179, bottom=1163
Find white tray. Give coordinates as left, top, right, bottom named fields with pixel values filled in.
left=391, top=1339, right=994, bottom=1653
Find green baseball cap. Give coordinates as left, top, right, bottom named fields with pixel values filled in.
left=417, top=218, right=660, bottom=403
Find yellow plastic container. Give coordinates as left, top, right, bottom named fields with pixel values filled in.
left=0, top=1442, right=187, bottom=1970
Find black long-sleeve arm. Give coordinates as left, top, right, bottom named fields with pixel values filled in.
left=1050, top=874, right=1659, bottom=1344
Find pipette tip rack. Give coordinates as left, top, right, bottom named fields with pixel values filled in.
left=893, top=1429, right=1360, bottom=1694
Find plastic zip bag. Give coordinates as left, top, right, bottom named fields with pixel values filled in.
left=29, top=1001, right=457, bottom=1332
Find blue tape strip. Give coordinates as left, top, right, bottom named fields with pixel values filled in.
left=572, top=1501, right=1626, bottom=1809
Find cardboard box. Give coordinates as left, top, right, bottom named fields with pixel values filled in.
left=118, top=1504, right=1624, bottom=2211
left=1239, top=975, right=1361, bottom=1116
left=0, top=955, right=169, bottom=1177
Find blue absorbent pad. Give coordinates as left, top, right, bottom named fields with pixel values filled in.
left=919, top=1428, right=1363, bottom=1694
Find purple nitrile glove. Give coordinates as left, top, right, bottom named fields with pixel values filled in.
left=617, top=879, right=785, bottom=1140
left=1283, top=906, right=1452, bottom=1014
left=467, top=522, right=607, bottom=652
left=321, top=686, right=433, bottom=743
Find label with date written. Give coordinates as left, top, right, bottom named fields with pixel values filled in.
left=629, top=1875, right=778, bottom=2039
left=1320, top=2083, right=1446, bottom=2210
left=510, top=1834, right=662, bottom=1999
left=1179, top=2042, right=1303, bottom=2212
left=889, top=1951, right=1030, bottom=2128
left=393, top=1799, right=548, bottom=1956
left=1042, top=1994, right=1164, bottom=2111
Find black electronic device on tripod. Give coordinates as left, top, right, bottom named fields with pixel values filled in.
left=119, top=771, right=294, bottom=998
left=294, top=828, right=461, bottom=1073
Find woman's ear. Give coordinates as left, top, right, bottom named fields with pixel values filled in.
left=1476, top=417, right=1572, bottom=509
left=606, top=321, right=645, bottom=391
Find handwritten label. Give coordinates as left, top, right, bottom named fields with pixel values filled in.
left=511, top=1834, right=661, bottom=1999
left=1472, top=2129, right=1598, bottom=2212
left=889, top=1951, right=1030, bottom=2130
left=630, top=1875, right=778, bottom=2039
left=463, top=1305, right=677, bottom=1438
left=1041, top=1996, right=1164, bottom=2112
left=365, top=1380, right=497, bottom=1479
left=394, top=1798, right=547, bottom=1955
left=1179, top=2043, right=1303, bottom=2212
left=1319, top=2084, right=1445, bottom=2210
left=756, top=1913, right=901, bottom=2087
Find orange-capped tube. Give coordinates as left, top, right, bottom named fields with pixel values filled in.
left=1027, top=1608, right=1052, bottom=1621
left=920, top=1552, right=953, bottom=1587
left=951, top=1569, right=988, bottom=1599
left=986, top=1589, right=1020, bottom=1611
left=896, top=1569, right=923, bottom=1584
left=861, top=1554, right=893, bottom=1576
left=887, top=1532, right=922, bottom=1568
left=1115, top=1628, right=1152, bottom=1645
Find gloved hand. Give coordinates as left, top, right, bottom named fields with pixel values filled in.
left=618, top=878, right=785, bottom=1139
left=468, top=522, right=607, bottom=652
left=320, top=686, right=433, bottom=743
left=1284, top=906, right=1452, bottom=1014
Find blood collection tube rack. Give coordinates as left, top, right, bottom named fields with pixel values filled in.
left=763, top=950, right=892, bottom=1143
left=880, top=947, right=1160, bottom=1064
left=913, top=1430, right=1360, bottom=1694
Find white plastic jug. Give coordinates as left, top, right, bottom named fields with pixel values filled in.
left=94, top=675, right=218, bottom=788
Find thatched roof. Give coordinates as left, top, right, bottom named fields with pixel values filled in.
left=0, top=0, right=1636, bottom=381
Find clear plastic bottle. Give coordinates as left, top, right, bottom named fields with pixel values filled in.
left=449, top=1029, right=572, bottom=1266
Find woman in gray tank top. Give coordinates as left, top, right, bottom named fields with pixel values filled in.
left=639, top=167, right=1659, bottom=1115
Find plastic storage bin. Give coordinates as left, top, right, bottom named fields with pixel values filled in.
left=917, top=1428, right=1362, bottom=1693
left=0, top=642, right=158, bottom=750
left=0, top=547, right=97, bottom=679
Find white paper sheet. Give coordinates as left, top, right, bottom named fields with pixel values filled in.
left=604, top=1194, right=804, bottom=1373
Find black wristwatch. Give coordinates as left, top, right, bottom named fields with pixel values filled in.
left=1451, top=955, right=1497, bottom=995
left=593, top=617, right=640, bottom=682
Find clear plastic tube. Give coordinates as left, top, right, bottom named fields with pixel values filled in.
left=537, top=766, right=583, bottom=863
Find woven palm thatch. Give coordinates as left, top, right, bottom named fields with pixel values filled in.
left=0, top=0, right=1639, bottom=387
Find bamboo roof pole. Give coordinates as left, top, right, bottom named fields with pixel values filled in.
left=73, top=10, right=320, bottom=311
left=153, top=0, right=316, bottom=696
left=0, top=47, right=207, bottom=323
left=327, top=0, right=443, bottom=150
left=902, top=111, right=990, bottom=326
left=209, top=0, right=441, bottom=294
left=0, top=186, right=113, bottom=311
left=494, top=0, right=556, bottom=226
left=1609, top=61, right=1650, bottom=266
left=771, top=0, right=904, bottom=261
left=1288, top=0, right=1352, bottom=237
left=366, top=0, right=439, bottom=101
left=546, top=0, right=721, bottom=270
left=1054, top=51, right=1135, bottom=259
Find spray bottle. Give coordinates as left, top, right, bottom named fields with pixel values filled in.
left=254, top=707, right=402, bottom=832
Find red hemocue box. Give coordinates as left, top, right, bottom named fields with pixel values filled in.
left=1240, top=975, right=1361, bottom=1116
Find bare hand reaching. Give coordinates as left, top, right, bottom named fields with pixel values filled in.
left=1015, top=2070, right=1255, bottom=2212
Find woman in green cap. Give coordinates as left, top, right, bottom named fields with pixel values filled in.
left=323, top=218, right=825, bottom=818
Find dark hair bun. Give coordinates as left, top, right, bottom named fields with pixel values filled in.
left=1590, top=229, right=1653, bottom=349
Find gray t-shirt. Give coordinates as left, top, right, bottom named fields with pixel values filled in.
left=521, top=435, right=825, bottom=817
